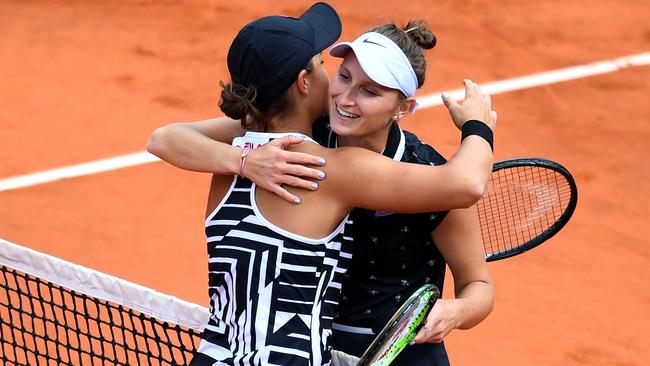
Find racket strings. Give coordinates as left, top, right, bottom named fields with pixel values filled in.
left=478, top=166, right=572, bottom=257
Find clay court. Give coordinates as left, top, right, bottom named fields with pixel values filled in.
left=1, top=0, right=649, bottom=365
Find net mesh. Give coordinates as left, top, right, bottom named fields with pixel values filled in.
left=477, top=165, right=573, bottom=258
left=0, top=239, right=208, bottom=365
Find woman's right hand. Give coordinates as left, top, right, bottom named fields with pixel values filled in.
left=441, top=79, right=497, bottom=131
left=244, top=135, right=326, bottom=204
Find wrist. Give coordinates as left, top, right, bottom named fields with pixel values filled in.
left=461, top=120, right=493, bottom=151
left=238, top=146, right=252, bottom=178
left=224, top=146, right=242, bottom=175
left=449, top=298, right=466, bottom=330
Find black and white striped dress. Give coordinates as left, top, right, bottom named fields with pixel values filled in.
left=191, top=133, right=353, bottom=366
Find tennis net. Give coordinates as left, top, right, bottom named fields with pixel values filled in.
left=0, top=238, right=210, bottom=365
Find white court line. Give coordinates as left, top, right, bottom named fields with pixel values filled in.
left=1, top=51, right=649, bottom=192
left=0, top=152, right=160, bottom=192
left=418, top=51, right=650, bottom=108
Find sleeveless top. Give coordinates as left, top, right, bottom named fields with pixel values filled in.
left=313, top=118, right=449, bottom=334
left=192, top=132, right=354, bottom=366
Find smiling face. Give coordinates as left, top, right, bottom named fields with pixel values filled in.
left=328, top=51, right=405, bottom=149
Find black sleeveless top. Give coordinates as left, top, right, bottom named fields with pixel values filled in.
left=313, top=119, right=449, bottom=333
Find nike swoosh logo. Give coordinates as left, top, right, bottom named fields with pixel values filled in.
left=362, top=38, right=386, bottom=48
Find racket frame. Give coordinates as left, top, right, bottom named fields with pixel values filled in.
left=482, top=158, right=578, bottom=262
left=357, top=284, right=440, bottom=366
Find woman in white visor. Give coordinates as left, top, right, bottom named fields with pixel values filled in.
left=323, top=21, right=494, bottom=366
left=148, top=9, right=495, bottom=366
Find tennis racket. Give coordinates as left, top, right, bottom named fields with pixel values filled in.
left=356, top=158, right=578, bottom=366
left=477, top=158, right=578, bottom=261
left=356, top=284, right=439, bottom=366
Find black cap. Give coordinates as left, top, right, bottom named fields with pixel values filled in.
left=226, top=2, right=341, bottom=106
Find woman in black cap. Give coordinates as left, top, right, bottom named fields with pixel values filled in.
left=149, top=3, right=496, bottom=365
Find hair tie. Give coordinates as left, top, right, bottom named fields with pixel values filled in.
left=404, top=26, right=419, bottom=34
left=237, top=85, right=257, bottom=101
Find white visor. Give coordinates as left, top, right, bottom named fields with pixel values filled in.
left=330, top=32, right=419, bottom=110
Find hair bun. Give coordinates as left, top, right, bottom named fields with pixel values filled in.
left=219, top=81, right=256, bottom=121
left=404, top=20, right=436, bottom=50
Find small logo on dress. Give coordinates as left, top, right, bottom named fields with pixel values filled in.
left=375, top=210, right=393, bottom=217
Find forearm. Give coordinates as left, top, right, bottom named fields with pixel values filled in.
left=335, top=140, right=492, bottom=213
left=441, top=79, right=497, bottom=200
left=445, top=134, right=494, bottom=202
left=453, top=279, right=494, bottom=330
left=433, top=207, right=494, bottom=332
left=147, top=123, right=241, bottom=174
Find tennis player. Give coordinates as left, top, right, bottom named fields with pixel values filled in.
left=324, top=22, right=494, bottom=366
left=148, top=2, right=496, bottom=365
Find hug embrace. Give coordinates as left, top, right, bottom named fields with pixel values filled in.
left=147, top=2, right=497, bottom=365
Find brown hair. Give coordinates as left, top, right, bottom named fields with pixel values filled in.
left=367, top=20, right=436, bottom=90
left=219, top=60, right=314, bottom=131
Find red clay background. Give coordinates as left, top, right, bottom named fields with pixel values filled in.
left=1, top=1, right=649, bottom=365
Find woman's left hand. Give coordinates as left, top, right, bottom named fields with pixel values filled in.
left=412, top=299, right=461, bottom=344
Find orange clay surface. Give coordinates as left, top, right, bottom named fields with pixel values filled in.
left=1, top=1, right=649, bottom=365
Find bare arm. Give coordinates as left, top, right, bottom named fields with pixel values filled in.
left=147, top=117, right=326, bottom=202
left=331, top=135, right=491, bottom=212
left=413, top=207, right=494, bottom=344
left=147, top=117, right=245, bottom=173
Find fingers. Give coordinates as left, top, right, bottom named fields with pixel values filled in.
left=413, top=314, right=435, bottom=344
left=464, top=79, right=482, bottom=100
left=283, top=163, right=326, bottom=181
left=269, top=135, right=305, bottom=150
left=463, top=79, right=474, bottom=98
left=441, top=92, right=459, bottom=112
left=473, top=80, right=482, bottom=94
left=413, top=327, right=427, bottom=344
left=261, top=175, right=318, bottom=204
left=413, top=325, right=443, bottom=344
left=442, top=79, right=481, bottom=112
left=284, top=150, right=326, bottom=167
left=413, top=301, right=452, bottom=345
left=266, top=136, right=327, bottom=166
left=276, top=148, right=326, bottom=180
left=266, top=174, right=320, bottom=205
left=264, top=181, right=302, bottom=204
left=280, top=174, right=320, bottom=192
